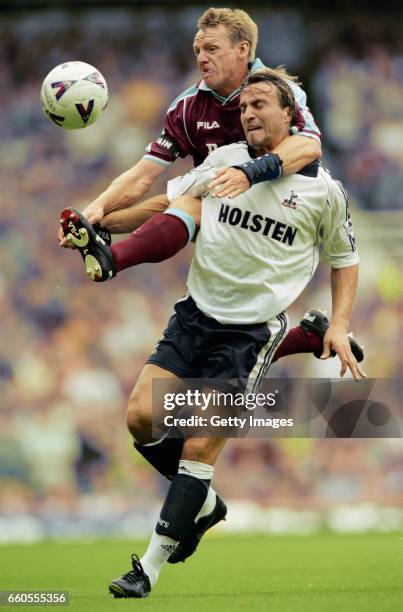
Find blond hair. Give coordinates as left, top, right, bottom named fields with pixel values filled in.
left=197, top=7, right=258, bottom=61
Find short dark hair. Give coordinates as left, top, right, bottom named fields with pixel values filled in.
left=245, top=67, right=299, bottom=127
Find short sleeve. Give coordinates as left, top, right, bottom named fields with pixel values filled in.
left=319, top=180, right=359, bottom=268
left=167, top=147, right=228, bottom=202
left=167, top=158, right=216, bottom=202
left=144, top=100, right=193, bottom=167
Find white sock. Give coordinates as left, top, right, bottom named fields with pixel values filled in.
left=177, top=459, right=214, bottom=480
left=140, top=531, right=178, bottom=587
left=178, top=460, right=217, bottom=522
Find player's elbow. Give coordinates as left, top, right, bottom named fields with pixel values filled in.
left=305, top=137, right=322, bottom=161
left=314, top=139, right=322, bottom=159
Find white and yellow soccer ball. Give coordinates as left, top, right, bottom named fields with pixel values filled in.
left=40, top=61, right=108, bottom=129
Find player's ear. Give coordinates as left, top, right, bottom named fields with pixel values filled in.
left=283, top=106, right=292, bottom=127
left=238, top=40, right=250, bottom=60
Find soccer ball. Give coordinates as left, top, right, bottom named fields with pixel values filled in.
left=40, top=61, right=108, bottom=130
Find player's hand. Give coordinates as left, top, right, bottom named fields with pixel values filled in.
left=81, top=201, right=104, bottom=225
left=58, top=226, right=74, bottom=248
left=208, top=167, right=250, bottom=199
left=321, top=324, right=367, bottom=381
left=58, top=202, right=104, bottom=248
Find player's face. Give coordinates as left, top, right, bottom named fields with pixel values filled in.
left=193, top=26, right=249, bottom=96
left=240, top=83, right=292, bottom=153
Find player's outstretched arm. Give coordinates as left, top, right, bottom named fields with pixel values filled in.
left=100, top=193, right=170, bottom=234
left=61, top=190, right=199, bottom=241
left=208, top=135, right=321, bottom=199
left=321, top=265, right=367, bottom=381
left=58, top=159, right=166, bottom=246
left=82, top=159, right=166, bottom=223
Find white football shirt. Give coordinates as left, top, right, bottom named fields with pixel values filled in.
left=167, top=143, right=359, bottom=325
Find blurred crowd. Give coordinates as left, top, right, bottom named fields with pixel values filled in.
left=0, top=6, right=402, bottom=536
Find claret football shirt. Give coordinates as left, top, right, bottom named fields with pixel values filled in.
left=145, top=59, right=321, bottom=168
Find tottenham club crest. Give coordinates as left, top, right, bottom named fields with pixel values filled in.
left=282, top=190, right=298, bottom=209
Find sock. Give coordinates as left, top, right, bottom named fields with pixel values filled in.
left=272, top=326, right=322, bottom=363
left=141, top=460, right=214, bottom=586
left=177, top=459, right=215, bottom=480
left=140, top=531, right=178, bottom=587
left=156, top=460, right=214, bottom=540
left=135, top=434, right=219, bottom=505
left=111, top=211, right=193, bottom=272
left=134, top=431, right=184, bottom=480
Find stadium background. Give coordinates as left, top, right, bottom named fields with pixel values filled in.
left=0, top=0, right=402, bottom=544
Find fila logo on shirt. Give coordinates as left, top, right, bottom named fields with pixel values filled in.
left=197, top=121, right=220, bottom=130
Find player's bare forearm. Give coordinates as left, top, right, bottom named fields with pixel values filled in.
left=272, top=135, right=322, bottom=176
left=329, top=265, right=359, bottom=328
left=83, top=159, right=166, bottom=224
left=101, top=194, right=170, bottom=233
left=102, top=192, right=201, bottom=235
left=58, top=159, right=166, bottom=247
left=322, top=265, right=366, bottom=380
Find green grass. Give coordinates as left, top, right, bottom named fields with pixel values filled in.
left=0, top=533, right=402, bottom=611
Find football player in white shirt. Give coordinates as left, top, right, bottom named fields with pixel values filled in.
left=59, top=9, right=359, bottom=372
left=65, top=69, right=366, bottom=599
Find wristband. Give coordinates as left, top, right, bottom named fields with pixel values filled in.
left=233, top=153, right=283, bottom=186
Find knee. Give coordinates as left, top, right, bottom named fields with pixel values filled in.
left=170, top=196, right=201, bottom=227
left=181, top=438, right=211, bottom=464
left=126, top=388, right=152, bottom=443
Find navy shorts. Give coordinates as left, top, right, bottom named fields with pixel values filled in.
left=147, top=295, right=288, bottom=393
